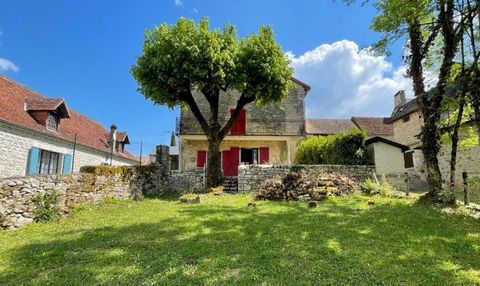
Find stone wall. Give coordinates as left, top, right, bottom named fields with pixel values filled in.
left=392, top=111, right=423, bottom=147
left=0, top=121, right=137, bottom=179
left=170, top=169, right=205, bottom=193
left=0, top=173, right=134, bottom=229
left=237, top=164, right=375, bottom=192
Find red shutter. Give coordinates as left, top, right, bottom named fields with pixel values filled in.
left=230, top=109, right=246, bottom=135
left=259, top=147, right=269, bottom=164
left=222, top=147, right=240, bottom=176
left=197, top=150, right=207, bottom=167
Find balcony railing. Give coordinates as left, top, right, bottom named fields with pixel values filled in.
left=176, top=117, right=305, bottom=136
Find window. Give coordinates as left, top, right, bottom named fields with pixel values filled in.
left=46, top=113, right=58, bottom=131
left=230, top=109, right=246, bottom=135
left=241, top=148, right=258, bottom=164
left=38, top=149, right=60, bottom=174
left=404, top=151, right=414, bottom=169
left=403, top=115, right=410, bottom=123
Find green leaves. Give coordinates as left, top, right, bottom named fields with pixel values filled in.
left=296, top=129, right=373, bottom=165
left=131, top=17, right=292, bottom=108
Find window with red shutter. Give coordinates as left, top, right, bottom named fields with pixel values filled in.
left=230, top=109, right=246, bottom=135
left=196, top=150, right=207, bottom=167
left=259, top=147, right=269, bottom=164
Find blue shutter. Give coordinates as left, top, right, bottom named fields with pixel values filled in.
left=63, top=154, right=73, bottom=174
left=27, top=147, right=40, bottom=175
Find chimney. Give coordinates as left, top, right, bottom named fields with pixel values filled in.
left=109, top=124, right=117, bottom=147
left=394, top=90, right=406, bottom=107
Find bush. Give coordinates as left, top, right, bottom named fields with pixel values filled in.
left=296, top=129, right=373, bottom=165
left=360, top=177, right=395, bottom=197
left=33, top=192, right=60, bottom=223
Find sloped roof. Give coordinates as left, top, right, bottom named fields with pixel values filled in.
left=390, top=98, right=418, bottom=122
left=305, top=119, right=356, bottom=135
left=365, top=136, right=409, bottom=151
left=0, top=76, right=137, bottom=161
left=351, top=117, right=393, bottom=136
left=291, top=77, right=311, bottom=92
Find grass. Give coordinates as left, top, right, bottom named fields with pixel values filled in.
left=0, top=194, right=479, bottom=285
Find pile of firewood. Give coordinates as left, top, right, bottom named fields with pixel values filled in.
left=255, top=171, right=358, bottom=201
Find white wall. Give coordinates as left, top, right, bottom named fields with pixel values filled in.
left=0, top=122, right=137, bottom=178
left=371, top=141, right=405, bottom=175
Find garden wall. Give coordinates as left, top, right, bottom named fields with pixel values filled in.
left=0, top=173, right=134, bottom=229
left=237, top=165, right=375, bottom=192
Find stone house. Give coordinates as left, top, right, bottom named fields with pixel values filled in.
left=176, top=78, right=310, bottom=176
left=0, top=76, right=138, bottom=178
left=389, top=90, right=480, bottom=185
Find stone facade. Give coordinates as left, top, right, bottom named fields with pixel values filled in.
left=392, top=111, right=423, bottom=148
left=177, top=80, right=309, bottom=171
left=180, top=138, right=293, bottom=170
left=0, top=121, right=137, bottom=179
left=237, top=164, right=375, bottom=192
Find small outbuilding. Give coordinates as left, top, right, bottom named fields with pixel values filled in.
left=365, top=136, right=409, bottom=175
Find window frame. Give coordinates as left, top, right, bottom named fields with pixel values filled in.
left=38, top=149, right=61, bottom=175
left=46, top=112, right=59, bottom=131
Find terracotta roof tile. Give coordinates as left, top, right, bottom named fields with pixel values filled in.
left=0, top=76, right=137, bottom=161
left=351, top=117, right=393, bottom=136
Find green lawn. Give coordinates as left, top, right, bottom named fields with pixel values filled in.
left=1, top=194, right=479, bottom=285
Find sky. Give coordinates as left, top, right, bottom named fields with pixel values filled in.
left=0, top=0, right=412, bottom=155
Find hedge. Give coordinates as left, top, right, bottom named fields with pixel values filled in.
left=296, top=129, right=373, bottom=165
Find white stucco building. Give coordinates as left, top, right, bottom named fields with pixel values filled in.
left=0, top=76, right=138, bottom=178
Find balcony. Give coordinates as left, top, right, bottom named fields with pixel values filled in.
left=176, top=117, right=305, bottom=136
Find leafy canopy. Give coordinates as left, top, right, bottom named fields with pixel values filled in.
left=131, top=17, right=293, bottom=108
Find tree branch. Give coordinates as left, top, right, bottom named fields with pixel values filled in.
left=218, top=91, right=256, bottom=140
left=182, top=90, right=210, bottom=137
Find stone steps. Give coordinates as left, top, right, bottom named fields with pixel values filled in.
left=223, top=176, right=238, bottom=193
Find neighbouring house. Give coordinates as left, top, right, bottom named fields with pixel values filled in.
left=305, top=117, right=393, bottom=139
left=389, top=90, right=480, bottom=185
left=176, top=77, right=310, bottom=176
left=0, top=76, right=138, bottom=178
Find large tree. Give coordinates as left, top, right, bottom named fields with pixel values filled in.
left=131, top=18, right=293, bottom=188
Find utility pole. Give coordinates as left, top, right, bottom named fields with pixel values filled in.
left=139, top=140, right=143, bottom=166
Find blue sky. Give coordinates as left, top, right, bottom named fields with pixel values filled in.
left=0, top=0, right=408, bottom=155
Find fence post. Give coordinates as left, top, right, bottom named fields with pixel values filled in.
left=404, top=171, right=410, bottom=197
left=462, top=172, right=469, bottom=206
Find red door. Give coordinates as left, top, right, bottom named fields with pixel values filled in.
left=222, top=147, right=240, bottom=176
left=230, top=109, right=246, bottom=135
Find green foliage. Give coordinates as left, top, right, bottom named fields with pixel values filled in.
left=170, top=131, right=177, bottom=147
left=296, top=129, right=373, bottom=165
left=360, top=177, right=395, bottom=197
left=131, top=17, right=293, bottom=108
left=33, top=192, right=60, bottom=223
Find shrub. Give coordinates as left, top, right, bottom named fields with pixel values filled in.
left=33, top=192, right=60, bottom=223
left=361, top=178, right=379, bottom=195
left=360, top=177, right=395, bottom=197
left=296, top=129, right=373, bottom=165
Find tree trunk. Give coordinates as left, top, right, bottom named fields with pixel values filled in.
left=206, top=138, right=223, bottom=188
left=449, top=98, right=466, bottom=190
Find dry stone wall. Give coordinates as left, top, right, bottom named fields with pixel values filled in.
left=238, top=165, right=375, bottom=192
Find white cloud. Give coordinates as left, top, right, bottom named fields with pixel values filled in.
left=174, top=0, right=183, bottom=6
left=0, top=58, right=19, bottom=73
left=289, top=40, right=415, bottom=118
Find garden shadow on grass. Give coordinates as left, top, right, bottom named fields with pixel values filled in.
left=1, top=200, right=479, bottom=285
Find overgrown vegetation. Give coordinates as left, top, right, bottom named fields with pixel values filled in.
left=32, top=192, right=60, bottom=223
left=1, top=195, right=479, bottom=285
left=296, top=129, right=373, bottom=165
left=360, top=177, right=395, bottom=197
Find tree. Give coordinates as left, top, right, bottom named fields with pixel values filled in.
left=344, top=0, right=472, bottom=203
left=132, top=18, right=293, bottom=187
left=170, top=131, right=177, bottom=147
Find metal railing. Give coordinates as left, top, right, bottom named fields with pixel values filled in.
left=176, top=117, right=305, bottom=136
